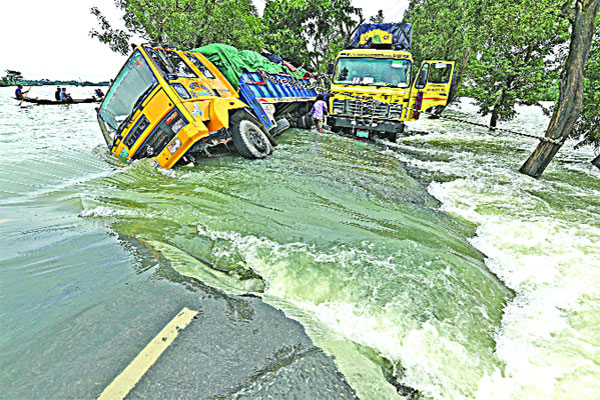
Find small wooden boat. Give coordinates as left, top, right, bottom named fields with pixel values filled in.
left=16, top=97, right=102, bottom=105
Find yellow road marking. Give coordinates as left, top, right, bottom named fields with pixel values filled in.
left=98, top=307, right=198, bottom=400
left=0, top=220, right=9, bottom=224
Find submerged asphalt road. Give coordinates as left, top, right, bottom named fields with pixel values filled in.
left=1, top=232, right=356, bottom=400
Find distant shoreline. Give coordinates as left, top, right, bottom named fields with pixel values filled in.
left=0, top=81, right=109, bottom=87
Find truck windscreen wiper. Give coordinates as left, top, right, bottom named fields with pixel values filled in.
left=117, top=86, right=154, bottom=133
left=131, top=85, right=155, bottom=112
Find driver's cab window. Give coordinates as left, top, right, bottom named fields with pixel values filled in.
left=184, top=53, right=216, bottom=79
left=146, top=48, right=171, bottom=76
left=415, top=63, right=429, bottom=89
left=145, top=48, right=197, bottom=79
left=161, top=50, right=197, bottom=78
left=429, top=63, right=452, bottom=84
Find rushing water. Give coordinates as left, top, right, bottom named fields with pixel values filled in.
left=1, top=87, right=598, bottom=399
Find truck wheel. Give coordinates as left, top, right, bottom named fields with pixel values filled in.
left=387, top=131, right=399, bottom=143
left=270, top=118, right=290, bottom=136
left=297, top=115, right=312, bottom=130
left=230, top=111, right=273, bottom=159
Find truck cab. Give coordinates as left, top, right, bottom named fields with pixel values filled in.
left=97, top=45, right=273, bottom=169
left=327, top=24, right=454, bottom=142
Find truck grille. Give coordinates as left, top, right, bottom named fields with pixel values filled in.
left=332, top=99, right=403, bottom=120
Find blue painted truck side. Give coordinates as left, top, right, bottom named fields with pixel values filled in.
left=237, top=72, right=317, bottom=131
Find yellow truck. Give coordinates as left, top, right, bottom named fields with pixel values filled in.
left=327, top=23, right=455, bottom=142
left=97, top=44, right=316, bottom=169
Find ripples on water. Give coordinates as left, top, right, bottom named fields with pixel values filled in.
left=1, top=88, right=598, bottom=399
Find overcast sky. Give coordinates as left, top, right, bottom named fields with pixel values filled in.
left=0, top=0, right=408, bottom=82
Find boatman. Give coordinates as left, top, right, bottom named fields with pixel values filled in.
left=15, top=85, right=28, bottom=100
left=55, top=87, right=61, bottom=101
left=60, top=88, right=71, bottom=102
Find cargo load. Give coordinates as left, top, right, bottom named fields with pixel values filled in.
left=350, top=23, right=412, bottom=50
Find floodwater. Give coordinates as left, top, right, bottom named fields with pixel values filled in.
left=1, top=86, right=598, bottom=400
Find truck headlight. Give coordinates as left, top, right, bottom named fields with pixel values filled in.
left=167, top=137, right=182, bottom=155
left=165, top=110, right=186, bottom=133
left=333, top=100, right=345, bottom=114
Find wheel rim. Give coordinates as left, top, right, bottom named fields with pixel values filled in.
left=248, top=126, right=268, bottom=152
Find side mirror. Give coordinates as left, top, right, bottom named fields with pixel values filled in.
left=327, top=63, right=334, bottom=76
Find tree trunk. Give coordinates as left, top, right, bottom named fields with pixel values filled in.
left=520, top=0, right=600, bottom=178
left=592, top=153, right=600, bottom=169
left=490, top=108, right=499, bottom=129
left=446, top=49, right=473, bottom=107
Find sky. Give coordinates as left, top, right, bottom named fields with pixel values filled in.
left=0, top=0, right=408, bottom=82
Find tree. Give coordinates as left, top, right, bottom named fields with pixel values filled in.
left=403, top=0, right=488, bottom=107
left=262, top=0, right=364, bottom=72
left=2, top=70, right=23, bottom=85
left=370, top=10, right=385, bottom=24
left=464, top=0, right=568, bottom=128
left=520, top=0, right=600, bottom=177
left=571, top=14, right=600, bottom=151
left=90, top=0, right=265, bottom=55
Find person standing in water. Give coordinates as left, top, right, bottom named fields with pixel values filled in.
left=308, top=94, right=328, bottom=133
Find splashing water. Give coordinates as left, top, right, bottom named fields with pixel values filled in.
left=3, top=86, right=598, bottom=399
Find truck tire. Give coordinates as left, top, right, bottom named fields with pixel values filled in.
left=230, top=110, right=273, bottom=159
left=270, top=118, right=290, bottom=136
left=297, top=115, right=312, bottom=130
left=386, top=131, right=399, bottom=143
left=386, top=124, right=405, bottom=143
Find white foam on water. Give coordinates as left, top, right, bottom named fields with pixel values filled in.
left=189, top=98, right=600, bottom=399
left=79, top=205, right=138, bottom=218
left=429, top=178, right=600, bottom=400
left=407, top=99, right=600, bottom=399
left=195, top=224, right=501, bottom=399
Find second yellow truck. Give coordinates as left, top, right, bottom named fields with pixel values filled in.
left=327, top=23, right=455, bottom=142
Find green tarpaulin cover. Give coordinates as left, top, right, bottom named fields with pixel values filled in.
left=190, top=43, right=308, bottom=88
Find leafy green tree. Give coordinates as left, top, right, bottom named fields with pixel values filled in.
left=464, top=0, right=569, bottom=127
left=90, top=0, right=265, bottom=55
left=262, top=0, right=364, bottom=71
left=520, top=0, right=600, bottom=177
left=2, top=70, right=24, bottom=85
left=403, top=0, right=488, bottom=106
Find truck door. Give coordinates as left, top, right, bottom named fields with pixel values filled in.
left=406, top=60, right=455, bottom=120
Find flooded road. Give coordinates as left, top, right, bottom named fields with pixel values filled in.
left=1, top=87, right=598, bottom=399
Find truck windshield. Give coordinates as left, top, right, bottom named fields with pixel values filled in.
left=335, top=57, right=411, bottom=87
left=98, top=51, right=157, bottom=144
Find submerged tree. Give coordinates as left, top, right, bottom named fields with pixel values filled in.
left=465, top=0, right=568, bottom=128
left=520, top=0, right=600, bottom=177
left=571, top=14, right=600, bottom=151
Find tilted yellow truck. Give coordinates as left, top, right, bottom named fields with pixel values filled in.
left=327, top=23, right=455, bottom=142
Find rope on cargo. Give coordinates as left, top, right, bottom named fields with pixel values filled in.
left=259, top=72, right=564, bottom=146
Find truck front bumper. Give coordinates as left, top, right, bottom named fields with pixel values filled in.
left=327, top=115, right=405, bottom=135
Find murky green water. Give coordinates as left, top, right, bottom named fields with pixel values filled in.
left=1, top=87, right=598, bottom=399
